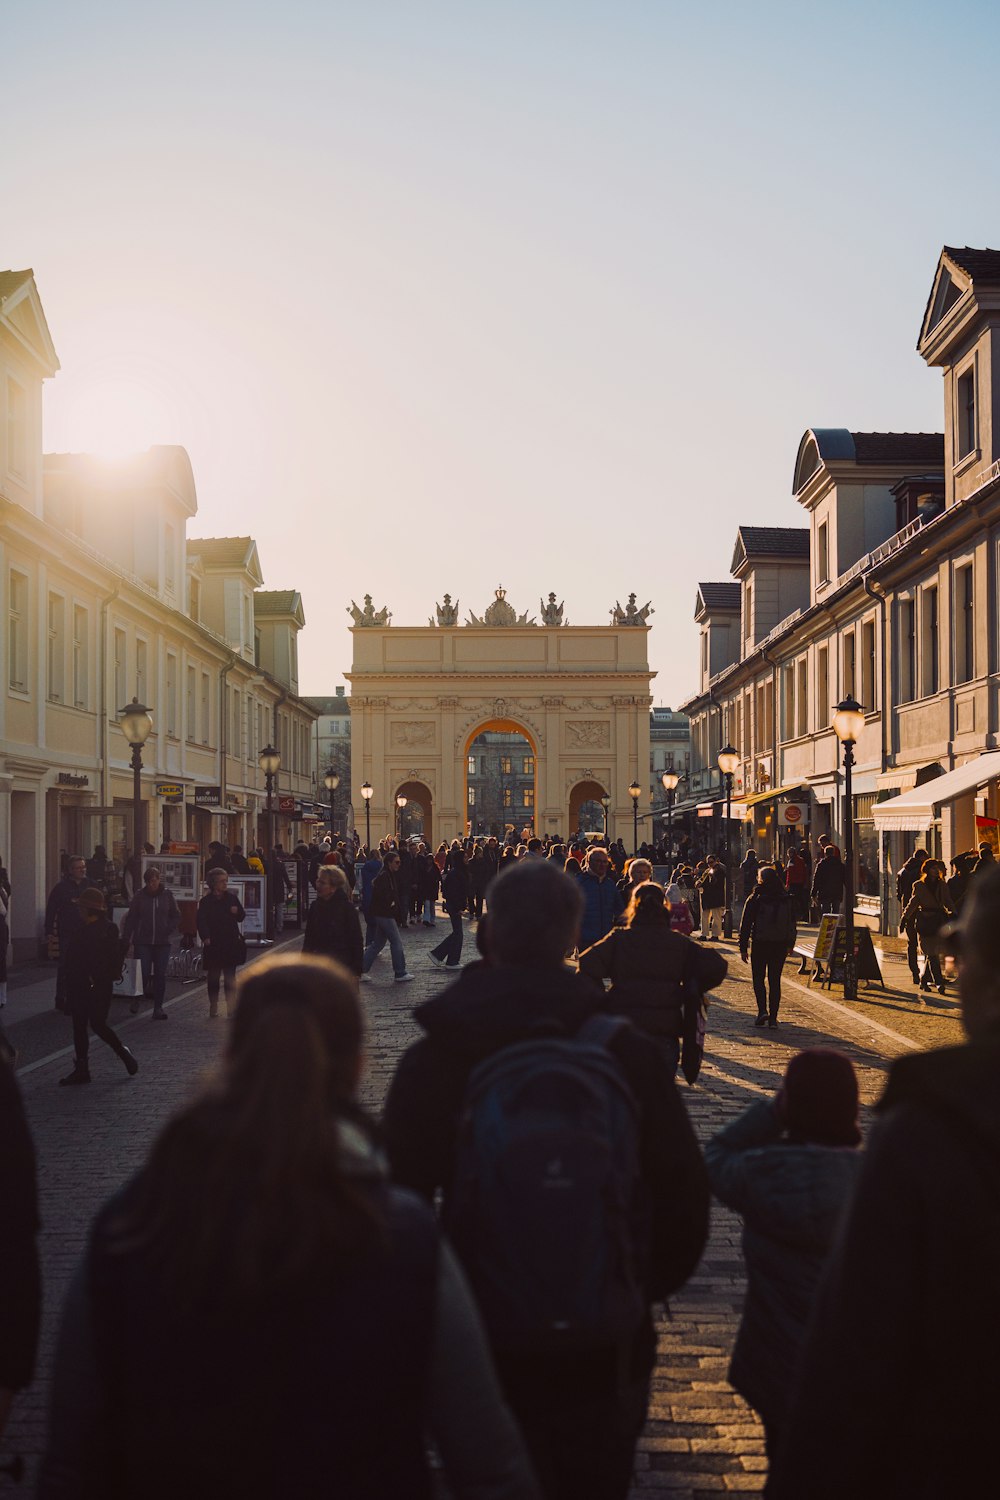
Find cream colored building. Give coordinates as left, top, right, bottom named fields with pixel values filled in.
left=1, top=270, right=316, bottom=956
left=348, top=588, right=654, bottom=845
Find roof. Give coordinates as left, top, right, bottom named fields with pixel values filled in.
left=850, top=432, right=944, bottom=465
left=942, top=246, right=1000, bottom=283
left=695, top=582, right=743, bottom=612
left=305, top=695, right=352, bottom=716
left=253, top=590, right=300, bottom=615
left=0, top=270, right=34, bottom=303
left=736, top=527, right=810, bottom=559
left=186, top=537, right=255, bottom=565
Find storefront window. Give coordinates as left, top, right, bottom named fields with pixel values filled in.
left=853, top=795, right=880, bottom=896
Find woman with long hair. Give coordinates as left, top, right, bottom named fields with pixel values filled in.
left=900, top=857, right=954, bottom=994
left=302, top=865, right=363, bottom=974
left=196, top=868, right=246, bottom=1018
left=739, top=866, right=798, bottom=1028
left=579, top=882, right=727, bottom=1077
left=39, top=954, right=540, bottom=1500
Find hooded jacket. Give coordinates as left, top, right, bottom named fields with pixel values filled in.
left=382, top=962, right=709, bottom=1307
left=769, top=1031, right=1000, bottom=1498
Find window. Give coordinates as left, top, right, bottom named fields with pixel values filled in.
left=523, top=756, right=534, bottom=774
left=7, top=378, right=25, bottom=476
left=744, top=582, right=753, bottom=642
left=47, top=593, right=65, bottom=702
left=186, top=667, right=197, bottom=740
left=956, top=564, right=974, bottom=683
left=499, top=756, right=512, bottom=774
left=201, top=673, right=211, bottom=744
left=922, top=586, right=939, bottom=696
left=468, top=788, right=476, bottom=806
left=73, top=606, right=88, bottom=708
left=861, top=619, right=876, bottom=711
left=843, top=632, right=856, bottom=700
left=468, top=755, right=476, bottom=776
left=899, top=601, right=916, bottom=703
left=817, top=646, right=829, bottom=727
left=796, top=657, right=808, bottom=737
left=135, top=638, right=148, bottom=702
left=231, top=689, right=241, bottom=758
left=164, top=523, right=176, bottom=592
left=189, top=576, right=200, bottom=623
left=817, top=521, right=829, bottom=584
left=166, top=654, right=177, bottom=737
left=243, top=596, right=252, bottom=650
left=8, top=569, right=28, bottom=691
left=503, top=787, right=512, bottom=808
left=782, top=664, right=795, bottom=738
left=114, top=628, right=127, bottom=711
left=701, top=632, right=708, bottom=678
left=957, top=367, right=977, bottom=459
left=522, top=788, right=534, bottom=809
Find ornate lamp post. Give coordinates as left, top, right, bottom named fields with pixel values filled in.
left=118, top=697, right=153, bottom=871
left=600, top=792, right=611, bottom=841
left=259, top=744, right=281, bottom=941
left=361, top=781, right=373, bottom=850
left=717, top=744, right=739, bottom=938
left=324, top=768, right=340, bottom=840
left=833, top=694, right=866, bottom=1003
left=396, top=792, right=407, bottom=843
left=628, top=780, right=642, bottom=856
left=661, top=770, right=680, bottom=864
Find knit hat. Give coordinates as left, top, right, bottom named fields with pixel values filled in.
left=783, top=1048, right=860, bottom=1147
left=77, top=886, right=108, bottom=914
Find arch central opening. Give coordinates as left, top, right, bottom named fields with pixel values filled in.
left=465, top=722, right=536, bottom=839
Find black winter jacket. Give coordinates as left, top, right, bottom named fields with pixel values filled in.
left=302, top=891, right=364, bottom=974
left=196, top=892, right=246, bottom=970
left=369, top=869, right=401, bottom=921
left=739, top=889, right=797, bottom=952
left=382, top=962, right=709, bottom=1306
left=769, top=1030, right=1000, bottom=1498
left=64, top=918, right=124, bottom=1005
left=579, top=923, right=728, bottom=1040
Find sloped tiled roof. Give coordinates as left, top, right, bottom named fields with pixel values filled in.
left=942, top=246, right=1000, bottom=283
left=0, top=269, right=33, bottom=303
left=254, top=590, right=299, bottom=615
left=697, top=582, right=741, bottom=611
left=850, top=432, right=944, bottom=465
left=187, top=537, right=255, bottom=565
left=737, top=527, right=810, bottom=559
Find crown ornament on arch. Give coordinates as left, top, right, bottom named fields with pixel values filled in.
left=466, top=585, right=537, bottom=628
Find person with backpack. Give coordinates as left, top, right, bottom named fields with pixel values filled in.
left=430, top=849, right=470, bottom=971
left=383, top=859, right=709, bottom=1500
left=58, top=888, right=138, bottom=1087
left=739, top=866, right=798, bottom=1028
left=40, top=953, right=542, bottom=1500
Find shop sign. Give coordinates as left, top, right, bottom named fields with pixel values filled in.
left=195, top=786, right=222, bottom=808
left=156, top=782, right=184, bottom=804
left=58, top=772, right=90, bottom=788
left=278, top=795, right=296, bottom=813
left=779, top=802, right=810, bottom=826
left=227, top=793, right=247, bottom=810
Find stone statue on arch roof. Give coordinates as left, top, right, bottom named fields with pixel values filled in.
left=540, top=592, right=567, bottom=626
left=611, top=592, right=653, bottom=626
left=348, top=594, right=392, bottom=627
left=429, top=593, right=460, bottom=626
left=466, top=586, right=536, bottom=627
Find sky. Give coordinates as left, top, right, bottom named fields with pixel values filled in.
left=5, top=0, right=1000, bottom=706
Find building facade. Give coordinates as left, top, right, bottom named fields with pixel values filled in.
left=306, top=688, right=353, bottom=837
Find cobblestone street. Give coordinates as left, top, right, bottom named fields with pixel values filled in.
left=4, top=924, right=965, bottom=1495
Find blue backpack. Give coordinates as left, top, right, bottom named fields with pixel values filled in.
left=447, top=1013, right=647, bottom=1354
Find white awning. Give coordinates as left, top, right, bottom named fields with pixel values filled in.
left=872, top=753, right=1000, bottom=832
left=876, top=768, right=919, bottom=793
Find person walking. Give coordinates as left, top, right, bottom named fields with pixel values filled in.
left=739, top=866, right=797, bottom=1028
left=697, top=857, right=727, bottom=941
left=900, top=858, right=953, bottom=994
left=39, top=953, right=542, bottom=1500
left=361, top=852, right=413, bottom=984
left=196, top=869, right=246, bottom=1019
left=705, top=1049, right=862, bottom=1467
left=58, top=889, right=138, bottom=1087
left=417, top=848, right=441, bottom=927
left=302, top=866, right=363, bottom=975
left=122, top=866, right=180, bottom=1020
left=768, top=867, right=1000, bottom=1499
left=468, top=845, right=490, bottom=922
left=739, top=849, right=760, bottom=904
left=44, top=856, right=88, bottom=1013
left=383, top=860, right=709, bottom=1500
left=810, top=845, right=846, bottom=917
left=430, top=849, right=470, bottom=971
left=269, top=845, right=292, bottom=936
left=578, top=846, right=626, bottom=951
left=579, top=881, right=727, bottom=1076
left=784, top=848, right=809, bottom=922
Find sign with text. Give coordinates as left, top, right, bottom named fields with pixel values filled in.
left=779, top=802, right=809, bottom=826
left=195, top=786, right=222, bottom=807
left=227, top=874, right=266, bottom=939
left=143, top=854, right=200, bottom=903
left=156, top=782, right=184, bottom=803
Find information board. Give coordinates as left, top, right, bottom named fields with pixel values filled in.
left=142, top=854, right=200, bottom=902
left=227, top=875, right=267, bottom=940
left=824, top=925, right=884, bottom=989
left=813, top=914, right=840, bottom=967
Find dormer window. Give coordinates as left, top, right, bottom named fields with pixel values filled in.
left=817, top=522, right=829, bottom=585
left=957, top=366, right=977, bottom=459
left=189, top=576, right=200, bottom=624
left=7, top=378, right=26, bottom=477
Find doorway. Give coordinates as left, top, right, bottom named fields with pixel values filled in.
left=465, top=724, right=536, bottom=838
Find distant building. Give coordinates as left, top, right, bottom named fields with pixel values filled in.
left=467, top=730, right=535, bottom=836
left=305, top=689, right=352, bottom=836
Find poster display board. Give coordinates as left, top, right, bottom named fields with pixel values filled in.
left=142, top=854, right=200, bottom=902
left=976, top=815, right=999, bottom=857
left=281, top=857, right=306, bottom=928
left=227, top=875, right=267, bottom=941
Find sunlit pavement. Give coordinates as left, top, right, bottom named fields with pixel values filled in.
left=3, top=919, right=962, bottom=1495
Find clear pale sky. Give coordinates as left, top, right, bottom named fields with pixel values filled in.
left=5, top=1, right=998, bottom=705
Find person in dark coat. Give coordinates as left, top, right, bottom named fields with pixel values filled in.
left=122, top=866, right=181, bottom=1019
left=579, top=882, right=727, bottom=1076
left=430, top=850, right=470, bottom=970
left=384, top=860, right=709, bottom=1500
left=44, top=856, right=88, bottom=1012
left=697, top=858, right=727, bottom=941
left=0, top=1051, right=40, bottom=1443
left=417, top=849, right=441, bottom=926
left=577, top=847, right=626, bottom=951
left=739, top=867, right=798, bottom=1028
left=768, top=866, right=1000, bottom=1499
left=361, top=853, right=412, bottom=983
left=706, top=1049, right=862, bottom=1467
left=468, top=846, right=491, bottom=921
left=810, top=846, right=845, bottom=916
left=900, top=859, right=954, bottom=993
left=946, top=851, right=975, bottom=916
left=196, top=870, right=246, bottom=1018
left=39, top=954, right=541, bottom=1500
left=59, top=889, right=138, bottom=1087
left=302, top=867, right=363, bottom=975
left=739, top=849, right=760, bottom=903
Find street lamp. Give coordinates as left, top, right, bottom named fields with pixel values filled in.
left=600, top=792, right=611, bottom=841
left=833, top=694, right=865, bottom=1003
left=661, top=770, right=680, bottom=865
left=324, top=768, right=340, bottom=840
left=396, top=792, right=407, bottom=843
left=118, top=697, right=153, bottom=870
left=361, top=781, right=373, bottom=850
left=717, top=745, right=739, bottom=938
left=259, top=744, right=281, bottom=941
left=628, top=781, right=642, bottom=856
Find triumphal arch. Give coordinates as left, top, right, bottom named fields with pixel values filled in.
left=347, top=588, right=654, bottom=844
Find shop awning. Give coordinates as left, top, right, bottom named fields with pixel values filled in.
left=873, top=753, right=1000, bottom=832
left=743, top=782, right=806, bottom=809
left=876, top=768, right=919, bottom=793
